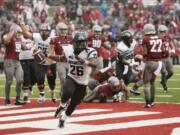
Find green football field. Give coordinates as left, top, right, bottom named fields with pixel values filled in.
left=0, top=66, right=180, bottom=103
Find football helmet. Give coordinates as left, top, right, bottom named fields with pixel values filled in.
left=158, top=24, right=168, bottom=36
left=107, top=76, right=120, bottom=91
left=92, top=25, right=102, bottom=37
left=121, top=30, right=133, bottom=46
left=56, top=23, right=68, bottom=36
left=39, top=23, right=51, bottom=39
left=143, top=23, right=156, bottom=35
left=73, top=31, right=88, bottom=54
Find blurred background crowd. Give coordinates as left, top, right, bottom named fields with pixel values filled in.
left=0, top=0, right=180, bottom=74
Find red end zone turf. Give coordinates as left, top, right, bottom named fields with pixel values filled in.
left=0, top=98, right=180, bottom=135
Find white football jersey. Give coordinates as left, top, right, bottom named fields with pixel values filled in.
left=33, top=33, right=56, bottom=65
left=63, top=45, right=97, bottom=85
left=19, top=36, right=34, bottom=60
left=117, top=39, right=137, bottom=64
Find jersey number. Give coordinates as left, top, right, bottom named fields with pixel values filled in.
left=38, top=46, right=47, bottom=54
left=150, top=39, right=162, bottom=52
left=70, top=65, right=84, bottom=76
left=92, top=40, right=101, bottom=48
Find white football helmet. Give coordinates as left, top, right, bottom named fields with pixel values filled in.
left=143, top=23, right=156, bottom=35
left=56, top=23, right=68, bottom=36
left=158, top=24, right=168, bottom=33
left=108, top=76, right=120, bottom=91
left=39, top=23, right=51, bottom=31
left=93, top=25, right=102, bottom=37
left=39, top=23, right=51, bottom=38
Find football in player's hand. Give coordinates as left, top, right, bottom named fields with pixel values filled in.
left=33, top=49, right=46, bottom=64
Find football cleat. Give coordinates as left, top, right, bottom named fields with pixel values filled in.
left=58, top=118, right=65, bottom=128
left=160, top=81, right=168, bottom=93
left=37, top=96, right=46, bottom=104
left=23, top=96, right=31, bottom=104
left=151, top=102, right=155, bottom=107
left=129, top=89, right=141, bottom=95
left=5, top=99, right=11, bottom=106
left=144, top=103, right=152, bottom=108
left=51, top=98, right=57, bottom=103
left=15, top=99, right=25, bottom=105
left=54, top=106, right=65, bottom=117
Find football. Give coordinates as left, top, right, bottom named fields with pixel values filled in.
left=33, top=49, right=46, bottom=64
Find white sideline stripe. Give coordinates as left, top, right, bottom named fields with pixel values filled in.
left=156, top=79, right=180, bottom=81
left=66, top=111, right=160, bottom=122
left=0, top=105, right=21, bottom=110
left=8, top=117, right=180, bottom=135
left=0, top=85, right=61, bottom=89
left=0, top=107, right=56, bottom=115
left=156, top=95, right=173, bottom=97
left=171, top=127, right=180, bottom=135
left=0, top=109, right=110, bottom=121
left=130, top=98, right=143, bottom=100
left=0, top=111, right=160, bottom=130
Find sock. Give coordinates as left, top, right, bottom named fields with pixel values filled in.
left=61, top=113, right=68, bottom=121
left=59, top=103, right=67, bottom=108
left=40, top=92, right=45, bottom=97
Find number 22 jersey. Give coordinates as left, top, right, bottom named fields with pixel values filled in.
left=62, top=45, right=97, bottom=85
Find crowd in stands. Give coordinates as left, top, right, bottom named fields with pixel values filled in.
left=0, top=0, right=180, bottom=69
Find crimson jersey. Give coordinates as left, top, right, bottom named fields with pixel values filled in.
left=134, top=44, right=144, bottom=56
left=88, top=35, right=107, bottom=56
left=93, top=67, right=115, bottom=83
left=142, top=35, right=165, bottom=61
left=50, top=35, right=72, bottom=55
left=162, top=35, right=172, bottom=58
left=98, top=82, right=123, bottom=97
left=4, top=37, right=21, bottom=60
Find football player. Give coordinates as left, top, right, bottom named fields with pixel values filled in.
left=158, top=24, right=175, bottom=93
left=19, top=25, right=36, bottom=103
left=48, top=31, right=97, bottom=128
left=49, top=23, right=72, bottom=98
left=20, top=22, right=57, bottom=103
left=88, top=66, right=115, bottom=91
left=116, top=30, right=141, bottom=95
left=142, top=23, right=166, bottom=108
left=88, top=24, right=106, bottom=70
left=84, top=76, right=129, bottom=103
left=3, top=24, right=25, bottom=105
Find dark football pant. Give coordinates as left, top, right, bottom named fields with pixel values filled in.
left=61, top=76, right=86, bottom=116
left=116, top=62, right=138, bottom=85
left=35, top=63, right=56, bottom=91
left=20, top=59, right=36, bottom=91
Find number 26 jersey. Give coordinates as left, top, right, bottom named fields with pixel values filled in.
left=62, top=45, right=97, bottom=85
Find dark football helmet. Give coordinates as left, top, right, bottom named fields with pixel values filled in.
left=73, top=31, right=88, bottom=54
left=121, top=30, right=133, bottom=47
